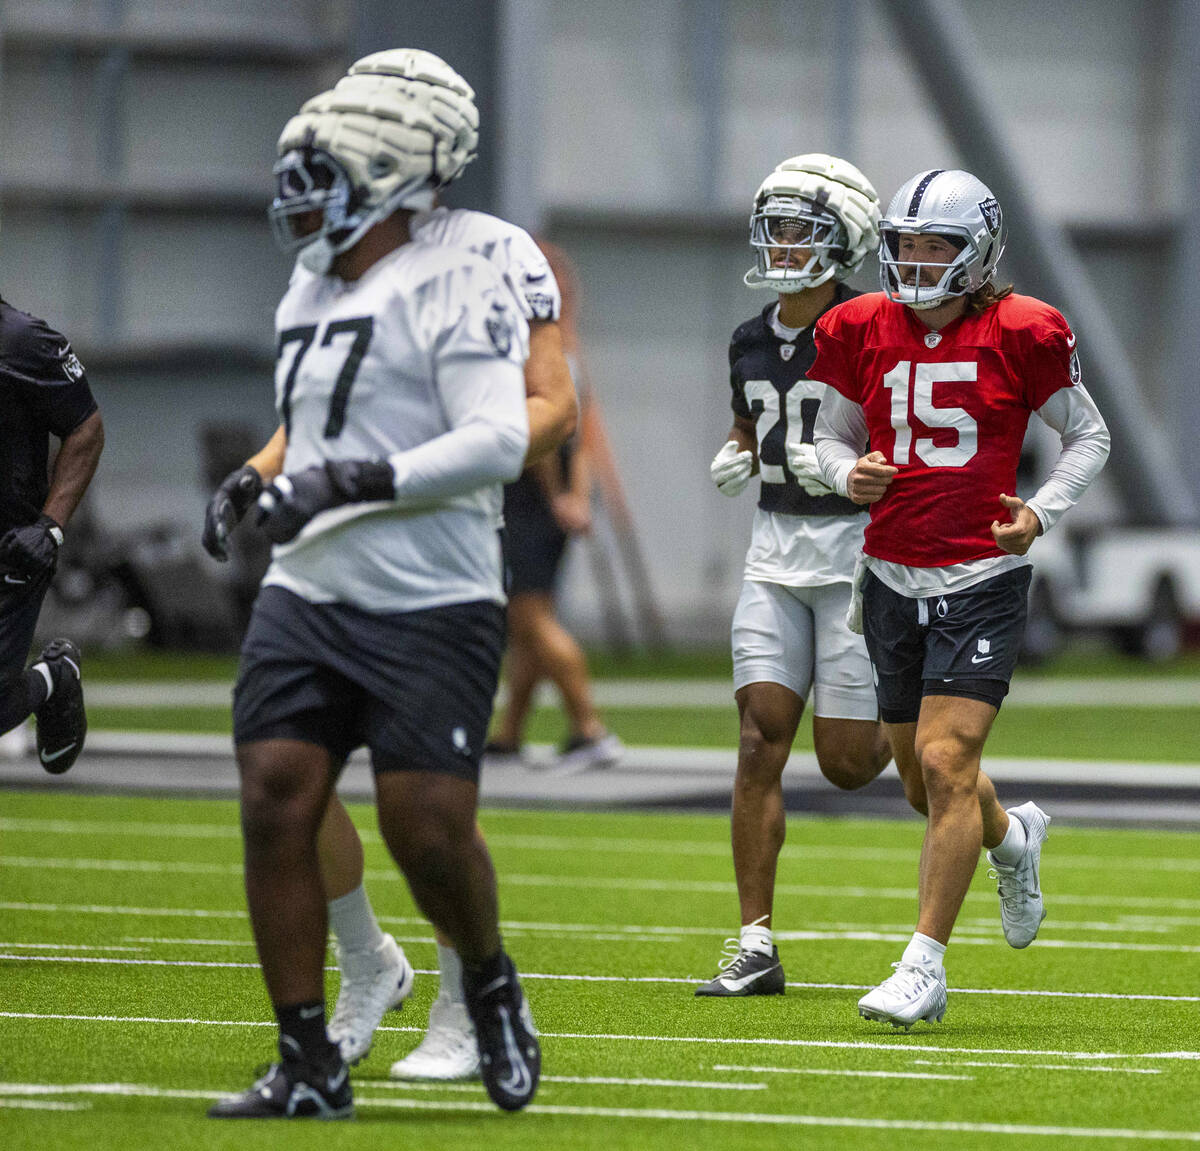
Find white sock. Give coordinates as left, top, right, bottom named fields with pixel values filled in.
left=436, top=942, right=465, bottom=1003
left=739, top=915, right=773, bottom=956
left=31, top=662, right=53, bottom=700
left=327, top=884, right=385, bottom=954
left=902, top=931, right=946, bottom=971
left=989, top=811, right=1028, bottom=866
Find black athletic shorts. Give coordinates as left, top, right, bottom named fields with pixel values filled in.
left=503, top=471, right=568, bottom=596
left=862, top=565, right=1032, bottom=724
left=0, top=567, right=53, bottom=683
left=232, top=586, right=505, bottom=782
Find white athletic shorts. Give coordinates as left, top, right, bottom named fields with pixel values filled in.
left=731, top=578, right=878, bottom=720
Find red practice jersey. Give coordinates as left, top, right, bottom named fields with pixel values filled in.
left=809, top=292, right=1078, bottom=567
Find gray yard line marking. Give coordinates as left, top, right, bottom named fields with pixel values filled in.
left=2, top=1016, right=1197, bottom=1063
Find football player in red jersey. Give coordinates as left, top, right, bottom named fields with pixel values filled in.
left=810, top=169, right=1110, bottom=1029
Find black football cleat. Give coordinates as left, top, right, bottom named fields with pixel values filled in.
left=694, top=946, right=786, bottom=997
left=34, top=638, right=85, bottom=774
left=462, top=950, right=540, bottom=1111
left=208, top=1041, right=353, bottom=1120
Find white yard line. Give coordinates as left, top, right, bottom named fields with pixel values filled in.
left=711, top=1064, right=972, bottom=1081
left=83, top=677, right=1200, bottom=709
left=3, top=1080, right=1197, bottom=1139
left=910, top=1059, right=1160, bottom=1075
left=2, top=1014, right=1197, bottom=1064
left=4, top=956, right=1200, bottom=1003
left=8, top=899, right=1200, bottom=937
left=13, top=817, right=1200, bottom=875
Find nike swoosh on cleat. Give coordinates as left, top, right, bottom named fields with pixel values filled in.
left=495, top=1005, right=532, bottom=1097
left=717, top=965, right=778, bottom=992
left=326, top=1064, right=348, bottom=1093
left=39, top=743, right=77, bottom=764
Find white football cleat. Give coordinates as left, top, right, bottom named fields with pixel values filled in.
left=327, top=933, right=415, bottom=1065
left=389, top=994, right=481, bottom=1081
left=987, top=801, right=1050, bottom=949
left=857, top=961, right=947, bottom=1030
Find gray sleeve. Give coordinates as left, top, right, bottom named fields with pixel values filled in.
left=1025, top=384, right=1111, bottom=533
left=813, top=384, right=869, bottom=497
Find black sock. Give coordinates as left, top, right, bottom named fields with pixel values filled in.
left=463, top=946, right=511, bottom=989
left=275, top=1000, right=338, bottom=1067
left=0, top=669, right=46, bottom=735
left=25, top=666, right=49, bottom=712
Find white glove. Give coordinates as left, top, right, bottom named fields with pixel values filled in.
left=710, top=440, right=754, bottom=497
left=845, top=552, right=867, bottom=635
left=785, top=441, right=834, bottom=496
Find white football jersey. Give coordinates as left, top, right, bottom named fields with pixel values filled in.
left=412, top=206, right=562, bottom=323
left=263, top=239, right=529, bottom=612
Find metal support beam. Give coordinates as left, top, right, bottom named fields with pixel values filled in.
left=497, top=0, right=548, bottom=236
left=881, top=0, right=1198, bottom=525
left=1167, top=0, right=1200, bottom=511
left=830, top=0, right=860, bottom=159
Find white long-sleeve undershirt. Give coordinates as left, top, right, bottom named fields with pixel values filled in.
left=813, top=382, right=1110, bottom=596
left=387, top=355, right=529, bottom=505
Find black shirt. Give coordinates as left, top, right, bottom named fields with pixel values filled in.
left=0, top=297, right=98, bottom=533
left=729, top=284, right=861, bottom=517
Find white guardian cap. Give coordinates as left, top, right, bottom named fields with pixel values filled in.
left=878, top=169, right=1006, bottom=309
left=269, top=54, right=479, bottom=274
left=744, top=153, right=881, bottom=293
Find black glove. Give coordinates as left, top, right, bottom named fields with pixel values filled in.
left=202, top=465, right=264, bottom=561
left=0, top=514, right=64, bottom=578
left=256, top=459, right=395, bottom=545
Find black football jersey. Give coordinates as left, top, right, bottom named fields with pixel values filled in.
left=0, top=298, right=98, bottom=533
left=729, top=284, right=861, bottom=517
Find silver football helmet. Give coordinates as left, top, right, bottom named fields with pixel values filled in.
left=745, top=154, right=881, bottom=293
left=269, top=53, right=479, bottom=275
left=878, top=169, right=1006, bottom=310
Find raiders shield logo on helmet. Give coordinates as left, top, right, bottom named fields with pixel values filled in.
left=978, top=197, right=1002, bottom=235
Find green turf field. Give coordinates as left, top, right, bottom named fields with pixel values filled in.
left=2, top=790, right=1199, bottom=1149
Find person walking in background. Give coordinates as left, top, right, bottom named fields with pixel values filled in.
left=812, top=168, right=1110, bottom=1028
left=485, top=239, right=624, bottom=775
left=0, top=298, right=103, bottom=775
left=695, top=155, right=891, bottom=998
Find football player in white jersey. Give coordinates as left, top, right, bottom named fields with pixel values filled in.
left=203, top=50, right=575, bottom=1084
left=208, top=62, right=541, bottom=1120
left=695, top=156, right=892, bottom=997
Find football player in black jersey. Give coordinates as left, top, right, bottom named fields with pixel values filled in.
left=696, top=156, right=891, bottom=997
left=0, top=297, right=103, bottom=774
